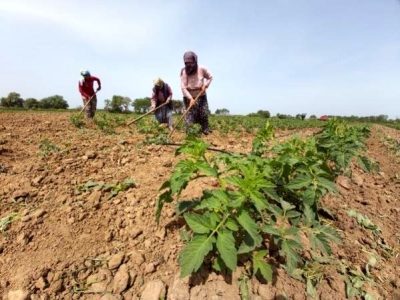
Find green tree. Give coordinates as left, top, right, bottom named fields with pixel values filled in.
left=309, top=115, right=317, bottom=119
left=276, top=113, right=293, bottom=119
left=132, top=97, right=151, bottom=114
left=376, top=115, right=388, bottom=122
left=257, top=110, right=270, bottom=118
left=104, top=99, right=111, bottom=111
left=39, top=95, right=69, bottom=109
left=108, top=95, right=132, bottom=113
left=120, top=97, right=132, bottom=112
left=0, top=92, right=24, bottom=107
left=296, top=113, right=307, bottom=120
left=24, top=98, right=40, bottom=109
left=215, top=108, right=230, bottom=115
left=172, top=100, right=184, bottom=114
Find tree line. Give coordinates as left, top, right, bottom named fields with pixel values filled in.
left=0, top=91, right=244, bottom=117
left=104, top=96, right=185, bottom=114
left=1, top=92, right=393, bottom=122
left=0, top=92, right=69, bottom=109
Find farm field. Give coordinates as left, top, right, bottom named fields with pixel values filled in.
left=0, top=111, right=400, bottom=300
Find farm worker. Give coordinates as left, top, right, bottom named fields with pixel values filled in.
left=151, top=77, right=174, bottom=131
left=181, top=51, right=213, bottom=135
left=78, top=69, right=101, bottom=119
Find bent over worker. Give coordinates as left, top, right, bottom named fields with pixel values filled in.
left=151, top=77, right=173, bottom=131
left=78, top=69, right=101, bottom=119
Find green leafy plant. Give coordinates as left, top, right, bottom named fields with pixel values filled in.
left=348, top=209, right=397, bottom=258
left=381, top=135, right=400, bottom=164
left=142, top=121, right=170, bottom=145
left=143, top=134, right=169, bottom=145
left=0, top=212, right=20, bottom=235
left=76, top=178, right=135, bottom=200
left=0, top=163, right=8, bottom=173
left=39, top=139, right=60, bottom=157
left=339, top=262, right=375, bottom=299
left=186, top=123, right=202, bottom=137
left=291, top=260, right=329, bottom=298
left=93, top=113, right=124, bottom=134
left=238, top=271, right=251, bottom=300
left=347, top=210, right=381, bottom=236
left=156, top=137, right=342, bottom=281
left=316, top=118, right=371, bottom=175
left=70, top=114, right=85, bottom=128
left=69, top=257, right=109, bottom=295
left=155, top=119, right=371, bottom=294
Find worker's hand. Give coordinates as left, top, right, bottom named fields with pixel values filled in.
left=189, top=98, right=195, bottom=107
left=166, top=99, right=170, bottom=104
left=151, top=106, right=156, bottom=113
left=201, top=85, right=207, bottom=93
left=96, top=87, right=101, bottom=92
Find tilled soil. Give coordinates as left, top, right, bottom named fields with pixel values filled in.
left=0, top=112, right=399, bottom=300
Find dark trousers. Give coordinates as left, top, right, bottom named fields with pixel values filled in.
left=183, top=95, right=209, bottom=133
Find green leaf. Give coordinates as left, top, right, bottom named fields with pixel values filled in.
left=318, top=224, right=342, bottom=244
left=184, top=213, right=213, bottom=234
left=364, top=293, right=374, bottom=300
left=156, top=190, right=173, bottom=224
left=309, top=229, right=331, bottom=256
left=216, top=229, right=237, bottom=271
left=206, top=211, right=221, bottom=228
left=236, top=210, right=262, bottom=249
left=170, top=159, right=198, bottom=195
left=316, top=177, right=337, bottom=192
left=302, top=188, right=317, bottom=206
left=225, top=175, right=244, bottom=187
left=306, top=279, right=317, bottom=297
left=158, top=180, right=171, bottom=191
left=122, top=178, right=135, bottom=188
left=284, top=227, right=300, bottom=237
left=262, top=188, right=280, bottom=201
left=286, top=174, right=313, bottom=190
left=268, top=204, right=283, bottom=217
left=227, top=191, right=246, bottom=208
left=107, top=190, right=118, bottom=200
left=335, top=152, right=346, bottom=169
left=253, top=250, right=273, bottom=282
left=249, top=190, right=269, bottom=213
left=303, top=204, right=315, bottom=226
left=238, top=274, right=250, bottom=300
left=280, top=238, right=302, bottom=274
left=280, top=199, right=296, bottom=213
left=353, top=277, right=364, bottom=289
left=286, top=211, right=302, bottom=219
left=176, top=136, right=209, bottom=158
left=195, top=197, right=221, bottom=211
left=345, top=278, right=361, bottom=297
left=197, top=162, right=218, bottom=177
left=309, top=225, right=341, bottom=256
left=178, top=234, right=215, bottom=277
left=210, top=189, right=231, bottom=205
left=357, top=155, right=374, bottom=172
left=318, top=206, right=335, bottom=220
left=225, top=218, right=239, bottom=231
left=238, top=232, right=257, bottom=254
left=179, top=229, right=190, bottom=242
left=212, top=256, right=226, bottom=272
left=262, top=224, right=280, bottom=236
left=85, top=180, right=98, bottom=188
left=176, top=200, right=200, bottom=215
